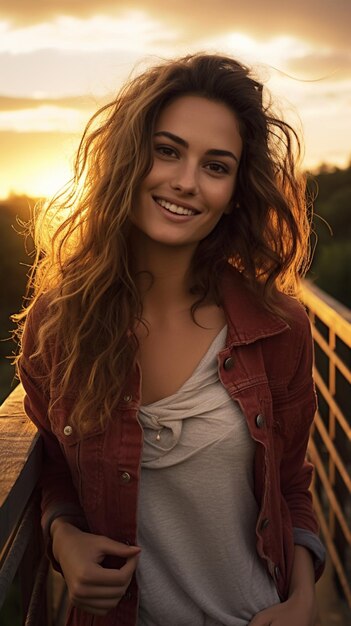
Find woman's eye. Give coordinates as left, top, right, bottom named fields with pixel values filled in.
left=155, top=145, right=177, bottom=158
left=206, top=162, right=228, bottom=174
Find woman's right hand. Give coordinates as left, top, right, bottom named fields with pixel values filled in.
left=51, top=519, right=141, bottom=616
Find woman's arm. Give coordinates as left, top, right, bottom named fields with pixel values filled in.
left=19, top=356, right=90, bottom=568
left=19, top=308, right=141, bottom=615
left=288, top=545, right=316, bottom=607
left=50, top=518, right=141, bottom=616
left=279, top=313, right=325, bottom=577
left=248, top=545, right=317, bottom=626
left=249, top=314, right=323, bottom=625
left=18, top=303, right=89, bottom=564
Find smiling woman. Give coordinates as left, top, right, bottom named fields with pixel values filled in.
left=13, top=53, right=325, bottom=626
left=129, top=96, right=242, bottom=249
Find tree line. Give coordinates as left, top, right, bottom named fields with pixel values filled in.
left=307, top=164, right=351, bottom=308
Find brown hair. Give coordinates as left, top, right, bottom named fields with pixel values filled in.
left=14, top=53, right=311, bottom=432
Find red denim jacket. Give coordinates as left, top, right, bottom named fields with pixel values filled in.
left=19, top=267, right=324, bottom=626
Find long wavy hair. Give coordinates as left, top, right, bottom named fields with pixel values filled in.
left=14, top=53, right=312, bottom=432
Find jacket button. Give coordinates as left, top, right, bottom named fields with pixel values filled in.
left=63, top=425, right=73, bottom=436
left=121, top=471, right=131, bottom=483
left=260, top=518, right=270, bottom=530
left=255, top=414, right=265, bottom=428
left=223, top=356, right=234, bottom=371
left=125, top=590, right=132, bottom=600
left=274, top=565, right=280, bottom=579
left=123, top=394, right=132, bottom=402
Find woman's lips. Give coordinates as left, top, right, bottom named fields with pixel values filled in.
left=154, top=196, right=199, bottom=216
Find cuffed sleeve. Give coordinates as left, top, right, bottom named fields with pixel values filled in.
left=293, top=527, right=326, bottom=579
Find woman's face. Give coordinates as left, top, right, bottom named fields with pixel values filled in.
left=131, top=95, right=243, bottom=249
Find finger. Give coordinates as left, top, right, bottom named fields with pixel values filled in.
left=73, top=604, right=111, bottom=617
left=117, top=552, right=140, bottom=583
left=68, top=554, right=139, bottom=604
left=92, top=553, right=140, bottom=587
left=74, top=596, right=124, bottom=611
left=71, top=583, right=127, bottom=600
left=75, top=552, right=140, bottom=587
left=98, top=538, right=141, bottom=559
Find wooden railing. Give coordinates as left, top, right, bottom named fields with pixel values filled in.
left=301, top=281, right=351, bottom=608
left=0, top=281, right=350, bottom=623
left=0, top=385, right=67, bottom=625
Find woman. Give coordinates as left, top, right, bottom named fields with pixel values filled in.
left=16, top=53, right=325, bottom=626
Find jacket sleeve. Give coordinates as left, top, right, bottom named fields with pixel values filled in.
left=280, top=311, right=325, bottom=578
left=18, top=304, right=88, bottom=568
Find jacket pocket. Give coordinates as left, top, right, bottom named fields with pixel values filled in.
left=51, top=415, right=105, bottom=514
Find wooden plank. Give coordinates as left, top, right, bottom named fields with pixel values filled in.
left=0, top=496, right=37, bottom=607
left=309, top=438, right=351, bottom=544
left=314, top=412, right=351, bottom=492
left=314, top=369, right=351, bottom=440
left=301, top=281, right=351, bottom=347
left=311, top=325, right=351, bottom=384
left=312, top=489, right=351, bottom=608
left=0, top=385, right=42, bottom=553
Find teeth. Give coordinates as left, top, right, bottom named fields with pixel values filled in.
left=156, top=198, right=197, bottom=216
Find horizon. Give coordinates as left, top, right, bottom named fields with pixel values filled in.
left=2, top=161, right=349, bottom=205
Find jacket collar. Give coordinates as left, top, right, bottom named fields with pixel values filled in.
left=220, top=265, right=289, bottom=347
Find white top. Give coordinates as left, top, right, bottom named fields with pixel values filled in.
left=136, top=326, right=280, bottom=626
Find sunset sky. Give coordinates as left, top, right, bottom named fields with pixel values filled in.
left=0, top=0, right=350, bottom=199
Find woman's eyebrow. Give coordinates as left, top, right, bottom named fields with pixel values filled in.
left=154, top=131, right=238, bottom=163
left=154, top=131, right=187, bottom=148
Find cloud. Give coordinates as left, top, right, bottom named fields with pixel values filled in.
left=0, top=12, right=175, bottom=54
left=0, top=49, right=143, bottom=97
left=0, top=95, right=106, bottom=111
left=1, top=0, right=350, bottom=49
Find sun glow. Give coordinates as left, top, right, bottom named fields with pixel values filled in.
left=1, top=163, right=72, bottom=199
left=29, top=165, right=74, bottom=199
left=0, top=134, right=80, bottom=199
left=0, top=106, right=88, bottom=133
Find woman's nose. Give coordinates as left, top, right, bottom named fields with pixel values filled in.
left=170, top=162, right=199, bottom=195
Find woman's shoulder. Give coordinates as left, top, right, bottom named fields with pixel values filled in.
left=221, top=264, right=311, bottom=337
left=27, top=289, right=59, bottom=323
left=274, top=289, right=312, bottom=337
left=22, top=290, right=59, bottom=353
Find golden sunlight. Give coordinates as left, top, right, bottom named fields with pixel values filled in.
left=0, top=134, right=80, bottom=199
left=26, top=164, right=73, bottom=199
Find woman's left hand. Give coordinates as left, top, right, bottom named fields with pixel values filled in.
left=248, top=590, right=317, bottom=626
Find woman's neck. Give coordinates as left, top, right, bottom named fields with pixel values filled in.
left=129, top=229, right=197, bottom=316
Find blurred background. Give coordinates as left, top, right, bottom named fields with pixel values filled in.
left=0, top=1, right=350, bottom=624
